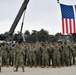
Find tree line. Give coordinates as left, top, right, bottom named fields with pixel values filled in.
left=24, top=29, right=62, bottom=43
left=0, top=29, right=62, bottom=43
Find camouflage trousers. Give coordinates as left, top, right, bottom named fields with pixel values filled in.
left=42, top=54, right=50, bottom=67
left=15, top=58, right=24, bottom=68
left=53, top=54, right=61, bottom=67
left=29, top=54, right=37, bottom=67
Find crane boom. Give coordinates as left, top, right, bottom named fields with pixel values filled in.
left=9, top=0, right=30, bottom=36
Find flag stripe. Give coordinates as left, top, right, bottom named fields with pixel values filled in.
left=69, top=19, right=72, bottom=33
left=62, top=18, right=64, bottom=34
left=64, top=19, right=66, bottom=34
left=72, top=19, right=74, bottom=33
left=73, top=19, right=76, bottom=33
left=66, top=19, right=68, bottom=34
left=68, top=19, right=70, bottom=33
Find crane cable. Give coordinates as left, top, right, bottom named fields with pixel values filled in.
left=20, top=9, right=26, bottom=33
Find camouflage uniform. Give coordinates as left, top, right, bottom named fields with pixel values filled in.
left=32, top=46, right=37, bottom=67
left=28, top=45, right=33, bottom=67
left=14, top=44, right=25, bottom=72
left=49, top=44, right=54, bottom=66
left=28, top=44, right=37, bottom=67
left=1, top=44, right=9, bottom=66
left=9, top=45, right=13, bottom=66
left=63, top=44, right=70, bottom=66
left=71, top=42, right=76, bottom=65
left=60, top=44, right=65, bottom=66
left=35, top=44, right=43, bottom=66
left=22, top=45, right=27, bottom=66
left=42, top=45, right=50, bottom=67
left=68, top=44, right=74, bottom=66
left=74, top=43, right=76, bottom=57
left=61, top=40, right=71, bottom=66
left=52, top=44, right=61, bottom=67
left=26, top=44, right=30, bottom=66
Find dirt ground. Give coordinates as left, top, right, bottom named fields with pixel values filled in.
left=0, top=65, right=76, bottom=75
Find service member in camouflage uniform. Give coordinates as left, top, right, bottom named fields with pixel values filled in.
left=62, top=41, right=70, bottom=66
left=14, top=44, right=25, bottom=72
left=32, top=44, right=37, bottom=67
left=70, top=41, right=76, bottom=65
left=21, top=43, right=27, bottom=66
left=74, top=42, right=76, bottom=57
left=1, top=44, right=9, bottom=66
left=60, top=41, right=66, bottom=66
left=35, top=42, right=43, bottom=67
left=52, top=43, right=61, bottom=68
left=26, top=44, right=31, bottom=66
left=8, top=44, right=13, bottom=66
left=28, top=44, right=37, bottom=67
left=28, top=44, right=33, bottom=67
left=42, top=42, right=50, bottom=68
left=48, top=43, right=54, bottom=66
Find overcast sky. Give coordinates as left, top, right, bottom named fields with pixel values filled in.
left=0, top=0, right=76, bottom=35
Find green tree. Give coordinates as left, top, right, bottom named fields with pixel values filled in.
left=31, top=30, right=38, bottom=41
left=48, top=35, right=54, bottom=42
left=37, top=29, right=49, bottom=42
left=24, top=30, right=30, bottom=36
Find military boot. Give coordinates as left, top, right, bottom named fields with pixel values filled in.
left=73, top=58, right=75, bottom=65
left=61, top=64, right=64, bottom=67
left=58, top=65, right=61, bottom=68
left=14, top=67, right=18, bottom=72
left=41, top=65, right=44, bottom=68
left=22, top=67, right=25, bottom=72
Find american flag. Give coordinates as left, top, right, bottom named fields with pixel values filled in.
left=60, top=4, right=76, bottom=34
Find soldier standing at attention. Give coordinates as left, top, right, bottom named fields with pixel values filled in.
left=1, top=43, right=9, bottom=66
left=14, top=43, right=25, bottom=72
left=42, top=42, right=50, bottom=68
left=35, top=42, right=43, bottom=67
left=60, top=40, right=65, bottom=66
left=52, top=43, right=61, bottom=68
left=28, top=44, right=35, bottom=67
left=62, top=40, right=70, bottom=66
left=70, top=41, right=76, bottom=65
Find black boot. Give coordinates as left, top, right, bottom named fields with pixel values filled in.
left=22, top=67, right=25, bottom=72
left=14, top=67, right=18, bottom=72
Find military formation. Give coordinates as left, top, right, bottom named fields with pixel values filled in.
left=0, top=40, right=76, bottom=72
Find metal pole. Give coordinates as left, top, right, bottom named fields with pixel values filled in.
left=57, top=0, right=59, bottom=3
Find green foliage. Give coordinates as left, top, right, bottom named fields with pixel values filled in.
left=24, top=30, right=30, bottom=36
left=37, top=29, right=49, bottom=42
left=24, top=29, right=62, bottom=43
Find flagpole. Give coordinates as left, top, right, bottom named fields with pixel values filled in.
left=57, top=0, right=59, bottom=3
